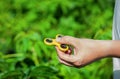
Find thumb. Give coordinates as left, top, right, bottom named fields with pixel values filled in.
left=56, top=36, right=78, bottom=47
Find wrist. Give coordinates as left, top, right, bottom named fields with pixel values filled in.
left=97, top=40, right=112, bottom=58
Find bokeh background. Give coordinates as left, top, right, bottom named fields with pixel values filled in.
left=0, top=0, right=114, bottom=79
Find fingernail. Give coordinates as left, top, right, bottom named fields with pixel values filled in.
left=56, top=37, right=62, bottom=42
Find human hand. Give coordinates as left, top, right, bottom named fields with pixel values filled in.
left=55, top=36, right=111, bottom=67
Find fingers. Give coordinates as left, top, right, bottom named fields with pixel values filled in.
left=55, top=47, right=77, bottom=63
left=65, top=47, right=72, bottom=54
left=56, top=36, right=78, bottom=47
left=58, top=58, right=73, bottom=66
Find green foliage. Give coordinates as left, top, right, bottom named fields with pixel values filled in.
left=0, top=65, right=59, bottom=79
left=0, top=0, right=114, bottom=79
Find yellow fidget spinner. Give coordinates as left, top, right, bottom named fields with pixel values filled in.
left=44, top=34, right=69, bottom=52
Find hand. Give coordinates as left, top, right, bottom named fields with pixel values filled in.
left=55, top=36, right=111, bottom=67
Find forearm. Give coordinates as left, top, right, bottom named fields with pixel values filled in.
left=93, top=40, right=120, bottom=58
left=109, top=40, right=120, bottom=57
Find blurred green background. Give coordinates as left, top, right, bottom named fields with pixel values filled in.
left=0, top=0, right=114, bottom=79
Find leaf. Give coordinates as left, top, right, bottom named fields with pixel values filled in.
left=29, top=66, right=58, bottom=78
left=0, top=70, right=24, bottom=79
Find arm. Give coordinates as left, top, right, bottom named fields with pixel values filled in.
left=55, top=36, right=120, bottom=67
left=109, top=40, right=120, bottom=57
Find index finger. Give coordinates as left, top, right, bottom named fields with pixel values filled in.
left=55, top=46, right=77, bottom=63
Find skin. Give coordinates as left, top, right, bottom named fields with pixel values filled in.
left=55, top=36, right=120, bottom=67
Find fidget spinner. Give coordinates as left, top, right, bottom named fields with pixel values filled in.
left=44, top=34, right=69, bottom=52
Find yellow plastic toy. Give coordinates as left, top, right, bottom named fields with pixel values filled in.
left=44, top=34, right=69, bottom=52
